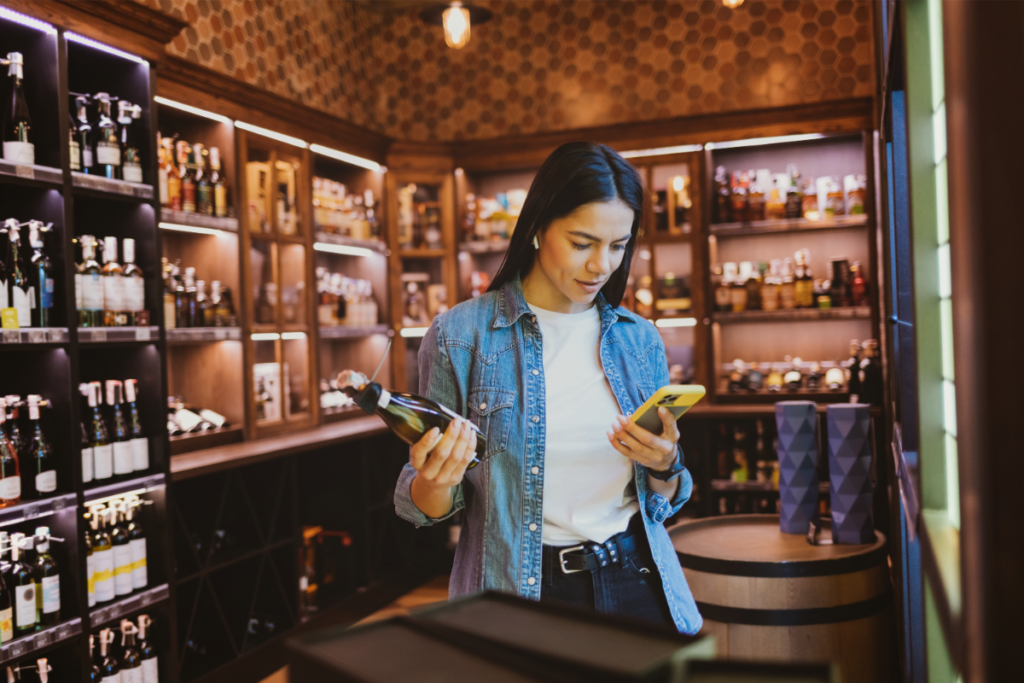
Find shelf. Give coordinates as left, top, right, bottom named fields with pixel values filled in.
left=712, top=306, right=871, bottom=323
left=319, top=325, right=391, bottom=339
left=89, top=584, right=170, bottom=628
left=714, top=389, right=853, bottom=405
left=314, top=232, right=387, bottom=253
left=321, top=405, right=364, bottom=423
left=685, top=403, right=883, bottom=418
left=399, top=248, right=446, bottom=258
left=0, top=160, right=63, bottom=188
left=72, top=172, right=154, bottom=200
left=459, top=239, right=509, bottom=254
left=0, top=618, right=81, bottom=665
left=0, top=328, right=69, bottom=345
left=640, top=231, right=692, bottom=245
left=709, top=214, right=868, bottom=237
left=78, top=326, right=160, bottom=343
left=711, top=480, right=830, bottom=493
left=167, top=327, right=242, bottom=343
left=0, top=494, right=77, bottom=528
left=169, top=426, right=245, bottom=456
left=84, top=473, right=166, bottom=505
left=161, top=209, right=239, bottom=232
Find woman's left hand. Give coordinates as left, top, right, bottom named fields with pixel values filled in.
left=606, top=407, right=680, bottom=471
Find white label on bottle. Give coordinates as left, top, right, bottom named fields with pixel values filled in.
left=113, top=544, right=134, bottom=595
left=0, top=277, right=7, bottom=309
left=94, top=443, right=114, bottom=480
left=3, top=141, right=34, bottom=164
left=377, top=388, right=391, bottom=409
left=41, top=574, right=59, bottom=614
left=0, top=606, right=11, bottom=643
left=35, top=469, right=56, bottom=493
left=14, top=583, right=35, bottom=630
left=173, top=408, right=203, bottom=432
left=104, top=276, right=124, bottom=312
left=12, top=286, right=30, bottom=326
left=141, top=658, right=158, bottom=683
left=70, top=139, right=81, bottom=171
left=0, top=476, right=20, bottom=501
left=131, top=437, right=149, bottom=471
left=96, top=141, right=120, bottom=166
left=198, top=409, right=226, bottom=428
left=87, top=552, right=96, bottom=607
left=83, top=147, right=93, bottom=168
left=75, top=273, right=83, bottom=310
left=94, top=548, right=114, bottom=602
left=113, top=441, right=134, bottom=475
left=121, top=666, right=142, bottom=683
left=83, top=273, right=104, bottom=311
left=122, top=162, right=143, bottom=184
left=130, top=537, right=147, bottom=589
left=124, top=277, right=145, bottom=312
left=82, top=446, right=94, bottom=482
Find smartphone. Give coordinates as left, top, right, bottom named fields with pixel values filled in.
left=630, top=385, right=706, bottom=433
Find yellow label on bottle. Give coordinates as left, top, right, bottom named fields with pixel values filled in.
left=114, top=564, right=132, bottom=576
left=130, top=558, right=147, bottom=570
left=0, top=308, right=19, bottom=329
left=93, top=568, right=112, bottom=583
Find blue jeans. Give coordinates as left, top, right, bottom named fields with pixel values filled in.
left=539, top=514, right=675, bottom=628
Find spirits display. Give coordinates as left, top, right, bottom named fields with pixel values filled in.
left=166, top=396, right=230, bottom=436
left=712, top=163, right=868, bottom=223
left=157, top=133, right=229, bottom=217
left=461, top=188, right=525, bottom=242
left=162, top=258, right=236, bottom=328
left=723, top=356, right=854, bottom=396
left=86, top=494, right=149, bottom=603
left=315, top=267, right=378, bottom=327
left=122, top=239, right=148, bottom=326
left=312, top=178, right=377, bottom=238
left=2, top=52, right=33, bottom=165
left=82, top=379, right=150, bottom=483
left=0, top=398, right=22, bottom=508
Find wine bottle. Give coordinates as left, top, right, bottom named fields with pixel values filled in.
left=0, top=399, right=21, bottom=508
left=78, top=236, right=104, bottom=328
left=94, top=94, right=120, bottom=179
left=69, top=104, right=81, bottom=172
left=0, top=225, right=8, bottom=314
left=32, top=526, right=58, bottom=627
left=3, top=396, right=24, bottom=457
left=75, top=95, right=94, bottom=174
left=126, top=498, right=147, bottom=590
left=110, top=501, right=133, bottom=597
left=195, top=143, right=212, bottom=215
left=217, top=285, right=238, bottom=326
left=205, top=280, right=220, bottom=326
left=0, top=536, right=11, bottom=643
left=117, top=101, right=143, bottom=184
left=165, top=137, right=181, bottom=210
left=101, top=236, right=125, bottom=327
left=161, top=258, right=176, bottom=330
left=210, top=146, right=227, bottom=218
left=11, top=536, right=36, bottom=636
left=195, top=280, right=209, bottom=327
left=178, top=141, right=195, bottom=213
left=25, top=395, right=56, bottom=498
left=80, top=384, right=94, bottom=484
left=122, top=239, right=145, bottom=327
left=339, top=371, right=484, bottom=466
left=124, top=380, right=148, bottom=472
left=90, top=507, right=114, bottom=603
left=137, top=615, right=157, bottom=683
left=84, top=512, right=95, bottom=608
left=2, top=53, right=33, bottom=165
left=0, top=532, right=10, bottom=585
left=98, top=629, right=120, bottom=682
left=4, top=220, right=31, bottom=328
left=107, top=381, right=133, bottom=478
left=89, top=383, right=113, bottom=481
left=846, top=340, right=862, bottom=402
left=28, top=222, right=53, bottom=328
left=89, top=635, right=103, bottom=683
left=119, top=620, right=143, bottom=683
left=184, top=267, right=198, bottom=327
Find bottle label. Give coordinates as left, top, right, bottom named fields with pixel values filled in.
left=122, top=162, right=143, bottom=183
left=141, top=658, right=159, bottom=683
left=103, top=674, right=121, bottom=683
left=96, top=141, right=121, bottom=166
left=83, top=274, right=104, bottom=311
left=41, top=574, right=59, bottom=613
left=131, top=437, right=149, bottom=471
left=75, top=273, right=83, bottom=310
left=12, top=286, right=31, bottom=327
left=83, top=147, right=93, bottom=169
left=113, top=441, right=134, bottom=475
left=94, top=548, right=115, bottom=602
left=87, top=552, right=96, bottom=607
left=113, top=544, right=134, bottom=595
left=124, top=278, right=145, bottom=313
left=94, top=443, right=114, bottom=480
left=0, top=308, right=18, bottom=330
left=104, top=276, right=124, bottom=312
left=3, top=141, right=34, bottom=164
left=164, top=299, right=176, bottom=330
left=215, top=184, right=227, bottom=217
left=82, top=446, right=94, bottom=482
left=130, top=537, right=148, bottom=589
left=70, top=139, right=81, bottom=171
left=122, top=667, right=143, bottom=683
left=35, top=469, right=56, bottom=493
left=14, top=584, right=35, bottom=630
left=0, top=607, right=11, bottom=643
left=159, top=168, right=169, bottom=205
left=0, top=476, right=21, bottom=501
left=173, top=408, right=203, bottom=432
left=41, top=278, right=54, bottom=309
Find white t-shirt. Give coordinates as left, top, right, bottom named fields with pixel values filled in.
left=529, top=302, right=640, bottom=546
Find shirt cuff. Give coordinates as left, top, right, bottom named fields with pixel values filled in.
left=394, top=463, right=465, bottom=527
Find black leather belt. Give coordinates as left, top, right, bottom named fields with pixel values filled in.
left=555, top=532, right=640, bottom=574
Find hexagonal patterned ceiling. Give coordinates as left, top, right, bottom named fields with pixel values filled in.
left=136, top=0, right=874, bottom=143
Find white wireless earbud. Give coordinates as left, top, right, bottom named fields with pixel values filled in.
left=533, top=235, right=540, bottom=249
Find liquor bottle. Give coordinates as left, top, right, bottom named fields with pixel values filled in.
left=747, top=362, right=763, bottom=392
left=779, top=257, right=797, bottom=310
left=126, top=498, right=147, bottom=590
left=119, top=620, right=143, bottom=683
left=107, top=381, right=133, bottom=478
left=2, top=53, right=33, bottom=165
left=75, top=95, right=94, bottom=174
left=98, top=629, right=120, bottom=682
left=101, top=236, right=125, bottom=327
left=747, top=171, right=765, bottom=221
left=161, top=258, right=175, bottom=330
left=156, top=135, right=168, bottom=206
left=164, top=137, right=181, bottom=210
left=25, top=396, right=55, bottom=498
left=124, top=380, right=148, bottom=472
left=178, top=141, right=195, bottom=213
left=205, top=280, right=221, bottom=326
left=195, top=280, right=209, bottom=326
left=69, top=107, right=81, bottom=172
left=766, top=365, right=784, bottom=393
left=0, top=538, right=10, bottom=643
left=122, top=239, right=146, bottom=327
left=4, top=220, right=31, bottom=328
left=137, top=615, right=157, bottom=683
left=118, top=101, right=143, bottom=184
left=94, top=94, right=121, bottom=179
left=184, top=267, right=198, bottom=327
left=727, top=360, right=747, bottom=393
left=11, top=536, right=36, bottom=635
left=173, top=263, right=188, bottom=328
left=784, top=360, right=803, bottom=390
left=0, top=399, right=21, bottom=509
left=28, top=222, right=53, bottom=328
left=79, top=236, right=105, bottom=328
left=339, top=371, right=485, bottom=466
left=84, top=512, right=95, bottom=608
left=826, top=364, right=846, bottom=392
left=88, top=382, right=114, bottom=482
left=859, top=340, right=884, bottom=407
left=730, top=264, right=748, bottom=312
left=713, top=166, right=731, bottom=223
left=846, top=340, right=862, bottom=402
left=79, top=385, right=94, bottom=485
left=794, top=249, right=815, bottom=308
left=217, top=286, right=238, bottom=327
left=195, top=144, right=212, bottom=216
left=3, top=396, right=24, bottom=457
left=2, top=533, right=18, bottom=593
left=730, top=171, right=748, bottom=223
left=90, top=507, right=114, bottom=603
left=210, top=146, right=227, bottom=217
left=110, top=502, right=133, bottom=597
left=32, top=527, right=58, bottom=627
left=851, top=261, right=868, bottom=306
left=784, top=164, right=802, bottom=219
left=806, top=361, right=823, bottom=390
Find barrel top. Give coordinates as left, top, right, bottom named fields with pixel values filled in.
left=669, top=514, right=886, bottom=564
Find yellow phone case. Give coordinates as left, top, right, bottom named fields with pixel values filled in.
left=630, top=385, right=706, bottom=433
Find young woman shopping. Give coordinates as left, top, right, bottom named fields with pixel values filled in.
left=394, top=141, right=702, bottom=634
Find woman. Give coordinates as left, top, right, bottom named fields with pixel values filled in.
left=394, top=142, right=702, bottom=634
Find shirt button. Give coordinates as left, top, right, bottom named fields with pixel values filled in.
left=527, top=577, right=536, bottom=586
left=529, top=523, right=538, bottom=531
left=531, top=466, right=540, bottom=475
left=532, top=369, right=539, bottom=376
left=532, top=415, right=540, bottom=423
left=479, top=402, right=487, bottom=410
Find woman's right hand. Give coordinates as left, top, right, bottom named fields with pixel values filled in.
left=410, top=416, right=478, bottom=492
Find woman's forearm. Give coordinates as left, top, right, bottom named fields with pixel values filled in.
left=410, top=474, right=456, bottom=519
left=647, top=472, right=680, bottom=499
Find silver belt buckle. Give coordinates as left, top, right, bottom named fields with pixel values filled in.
left=558, top=545, right=586, bottom=574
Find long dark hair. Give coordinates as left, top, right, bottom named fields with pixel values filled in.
left=486, top=142, right=646, bottom=307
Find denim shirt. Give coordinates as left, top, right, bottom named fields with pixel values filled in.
left=394, top=274, right=703, bottom=634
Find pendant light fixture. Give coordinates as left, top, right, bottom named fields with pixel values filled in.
left=421, top=2, right=493, bottom=50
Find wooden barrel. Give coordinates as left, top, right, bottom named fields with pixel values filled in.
left=668, top=514, right=897, bottom=683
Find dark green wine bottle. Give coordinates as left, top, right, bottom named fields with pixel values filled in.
left=33, top=526, right=59, bottom=627
left=11, top=535, right=37, bottom=635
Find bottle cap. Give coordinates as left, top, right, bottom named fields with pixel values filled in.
left=123, top=238, right=135, bottom=264
left=124, top=379, right=138, bottom=403
left=103, top=236, right=118, bottom=263
left=341, top=381, right=382, bottom=415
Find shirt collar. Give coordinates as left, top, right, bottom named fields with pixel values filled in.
left=493, top=272, right=640, bottom=329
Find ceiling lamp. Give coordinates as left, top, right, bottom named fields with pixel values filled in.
left=721, top=0, right=745, bottom=8
left=421, top=2, right=493, bottom=50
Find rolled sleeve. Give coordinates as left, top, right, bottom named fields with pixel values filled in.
left=395, top=462, right=466, bottom=527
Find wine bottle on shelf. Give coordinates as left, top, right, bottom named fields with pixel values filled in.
left=165, top=137, right=181, bottom=210
left=217, top=285, right=238, bottom=327
left=195, top=143, right=212, bottom=216
left=101, top=236, right=125, bottom=327
left=205, top=280, right=220, bottom=326
left=94, top=94, right=120, bottom=180
left=78, top=236, right=104, bottom=328
left=69, top=106, right=80, bottom=172
left=11, top=536, right=36, bottom=636
left=178, top=141, right=195, bottom=213
left=126, top=497, right=147, bottom=590
left=210, top=146, right=227, bottom=218
left=80, top=384, right=94, bottom=484
left=75, top=95, right=93, bottom=174
left=0, top=225, right=8, bottom=314
left=89, top=635, right=103, bottom=683
left=173, top=263, right=187, bottom=329
left=107, top=381, right=133, bottom=478
left=25, top=395, right=56, bottom=499
left=122, top=238, right=147, bottom=327
left=117, top=101, right=143, bottom=184
left=124, top=380, right=148, bottom=472
left=0, top=537, right=11, bottom=644
left=0, top=531, right=10, bottom=583
left=137, top=614, right=157, bottom=683
left=32, top=526, right=58, bottom=627
left=88, top=382, right=113, bottom=482
left=4, top=219, right=32, bottom=328
left=846, top=340, right=861, bottom=402
left=90, top=507, right=114, bottom=604
left=2, top=53, right=33, bottom=165
left=98, top=629, right=120, bottom=683
left=195, top=280, right=209, bottom=327
left=161, top=258, right=176, bottom=330
left=110, top=502, right=133, bottom=597
left=119, top=620, right=143, bottom=683
left=3, top=396, right=24, bottom=456
left=184, top=267, right=198, bottom=327
left=84, top=511, right=95, bottom=608
left=28, top=221, right=53, bottom=329
left=0, top=399, right=22, bottom=509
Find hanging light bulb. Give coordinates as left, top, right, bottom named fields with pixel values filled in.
left=721, top=0, right=745, bottom=8
left=443, top=2, right=471, bottom=49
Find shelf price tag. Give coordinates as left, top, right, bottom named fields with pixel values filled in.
left=90, top=329, right=107, bottom=343
left=118, top=182, right=135, bottom=196
left=7, top=640, right=26, bottom=658
left=48, top=328, right=66, bottom=342
left=27, top=330, right=45, bottom=344
left=135, top=327, right=152, bottom=341
left=2, top=329, right=20, bottom=344
left=33, top=631, right=51, bottom=649
left=214, top=329, right=226, bottom=340
left=15, top=164, right=34, bottom=180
